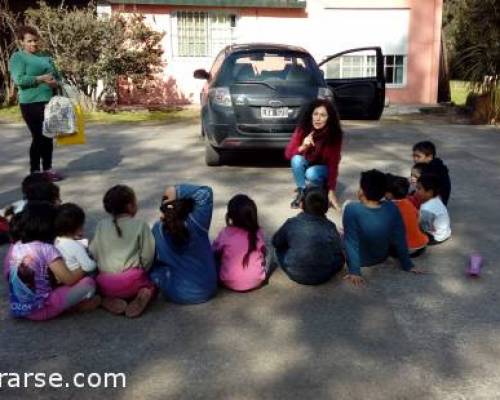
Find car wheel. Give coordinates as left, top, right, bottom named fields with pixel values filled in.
left=205, top=142, right=222, bottom=166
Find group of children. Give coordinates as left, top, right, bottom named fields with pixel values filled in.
left=0, top=140, right=451, bottom=320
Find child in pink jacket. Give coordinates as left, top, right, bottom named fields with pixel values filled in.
left=213, top=194, right=267, bottom=292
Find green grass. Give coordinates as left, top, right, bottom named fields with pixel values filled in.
left=0, top=105, right=22, bottom=122
left=450, top=80, right=471, bottom=106
left=0, top=105, right=200, bottom=124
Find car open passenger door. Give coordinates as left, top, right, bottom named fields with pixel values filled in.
left=318, top=47, right=385, bottom=120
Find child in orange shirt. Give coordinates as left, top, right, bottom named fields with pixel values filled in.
left=386, top=174, right=428, bottom=257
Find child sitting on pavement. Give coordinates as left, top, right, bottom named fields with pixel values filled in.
left=54, top=203, right=97, bottom=276
left=6, top=201, right=99, bottom=320
left=149, top=184, right=218, bottom=304
left=213, top=194, right=267, bottom=292
left=416, top=174, right=451, bottom=245
left=412, top=141, right=451, bottom=205
left=90, top=185, right=156, bottom=318
left=1, top=173, right=53, bottom=220
left=272, top=187, right=344, bottom=285
left=385, top=174, right=428, bottom=257
left=343, top=169, right=422, bottom=287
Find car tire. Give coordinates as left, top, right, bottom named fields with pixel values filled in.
left=205, top=142, right=222, bottom=166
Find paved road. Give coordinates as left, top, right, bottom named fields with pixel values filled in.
left=0, top=119, right=499, bottom=399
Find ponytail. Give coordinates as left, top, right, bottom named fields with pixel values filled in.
left=160, top=198, right=194, bottom=247
left=243, top=229, right=258, bottom=268
left=226, top=194, right=260, bottom=268
left=103, top=185, right=136, bottom=238
left=113, top=217, right=122, bottom=237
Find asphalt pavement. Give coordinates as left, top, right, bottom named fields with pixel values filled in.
left=0, top=117, right=499, bottom=399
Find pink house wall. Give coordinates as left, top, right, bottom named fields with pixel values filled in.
left=111, top=0, right=443, bottom=106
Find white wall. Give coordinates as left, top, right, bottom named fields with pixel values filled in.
left=130, top=2, right=411, bottom=104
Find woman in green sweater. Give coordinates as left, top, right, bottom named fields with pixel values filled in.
left=9, top=26, right=62, bottom=181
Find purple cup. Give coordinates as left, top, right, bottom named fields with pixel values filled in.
left=467, top=253, right=483, bottom=276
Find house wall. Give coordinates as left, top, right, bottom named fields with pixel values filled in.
left=111, top=0, right=443, bottom=105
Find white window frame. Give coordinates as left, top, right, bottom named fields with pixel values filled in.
left=384, top=55, right=407, bottom=88
left=323, top=54, right=407, bottom=88
left=170, top=11, right=237, bottom=59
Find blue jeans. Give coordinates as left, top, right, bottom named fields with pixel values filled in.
left=291, top=155, right=328, bottom=189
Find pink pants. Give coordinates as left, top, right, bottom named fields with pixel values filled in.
left=3, top=244, right=13, bottom=281
left=96, top=267, right=154, bottom=299
left=27, top=277, right=96, bottom=321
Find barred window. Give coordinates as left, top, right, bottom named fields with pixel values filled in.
left=173, top=12, right=236, bottom=58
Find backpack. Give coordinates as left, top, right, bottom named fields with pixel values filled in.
left=42, top=95, right=76, bottom=138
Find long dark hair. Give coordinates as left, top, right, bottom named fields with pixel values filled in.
left=160, top=198, right=194, bottom=247
left=55, top=203, right=85, bottom=237
left=103, top=185, right=136, bottom=237
left=297, top=99, right=343, bottom=146
left=226, top=194, right=259, bottom=268
left=17, top=201, right=57, bottom=244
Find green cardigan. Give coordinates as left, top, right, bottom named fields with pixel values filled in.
left=9, top=50, right=60, bottom=104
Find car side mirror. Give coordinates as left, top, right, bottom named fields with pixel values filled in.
left=194, top=69, right=210, bottom=80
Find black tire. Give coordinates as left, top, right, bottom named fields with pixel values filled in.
left=205, top=142, right=222, bottom=166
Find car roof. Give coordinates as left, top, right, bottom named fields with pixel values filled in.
left=223, top=43, right=310, bottom=55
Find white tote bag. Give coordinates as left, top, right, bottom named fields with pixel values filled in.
left=42, top=94, right=76, bottom=138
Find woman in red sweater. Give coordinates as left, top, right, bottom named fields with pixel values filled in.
left=285, top=99, right=343, bottom=210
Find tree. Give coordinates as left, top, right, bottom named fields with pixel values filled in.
left=0, top=0, right=21, bottom=106
left=442, top=0, right=466, bottom=67
left=452, top=0, right=499, bottom=122
left=24, top=1, right=164, bottom=109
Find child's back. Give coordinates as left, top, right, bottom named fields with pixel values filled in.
left=386, top=174, right=428, bottom=252
left=393, top=198, right=428, bottom=251
left=150, top=184, right=217, bottom=304
left=343, top=201, right=413, bottom=275
left=90, top=216, right=154, bottom=273
left=420, top=197, right=451, bottom=243
left=273, top=188, right=344, bottom=285
left=426, top=157, right=451, bottom=205
left=416, top=173, right=451, bottom=244
left=213, top=226, right=266, bottom=291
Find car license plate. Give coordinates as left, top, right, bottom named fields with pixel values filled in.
left=261, top=107, right=288, bottom=118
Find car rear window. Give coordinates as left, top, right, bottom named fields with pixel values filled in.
left=215, top=51, right=323, bottom=86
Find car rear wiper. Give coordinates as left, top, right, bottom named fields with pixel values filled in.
left=233, top=80, right=277, bottom=91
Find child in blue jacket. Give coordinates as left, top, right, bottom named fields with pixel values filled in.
left=149, top=184, right=217, bottom=304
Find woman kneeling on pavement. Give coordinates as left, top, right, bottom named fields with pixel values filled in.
left=285, top=99, right=343, bottom=210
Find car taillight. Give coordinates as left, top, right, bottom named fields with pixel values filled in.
left=317, top=87, right=334, bottom=101
left=209, top=87, right=232, bottom=107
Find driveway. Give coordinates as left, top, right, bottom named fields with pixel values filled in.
left=0, top=119, right=499, bottom=399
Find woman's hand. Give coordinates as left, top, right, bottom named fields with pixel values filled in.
left=36, top=73, right=54, bottom=84
left=328, top=190, right=340, bottom=211
left=298, top=132, right=315, bottom=152
left=302, top=133, right=315, bottom=147
left=46, top=78, right=58, bottom=88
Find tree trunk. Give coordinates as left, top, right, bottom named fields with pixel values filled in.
left=438, top=30, right=451, bottom=103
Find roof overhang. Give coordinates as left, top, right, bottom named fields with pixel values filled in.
left=107, top=0, right=306, bottom=8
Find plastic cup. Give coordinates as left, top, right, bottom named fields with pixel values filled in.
left=467, top=253, right=483, bottom=276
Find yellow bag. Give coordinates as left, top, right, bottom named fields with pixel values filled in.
left=55, top=103, right=86, bottom=146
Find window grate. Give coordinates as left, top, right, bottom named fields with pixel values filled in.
left=174, top=11, right=235, bottom=57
